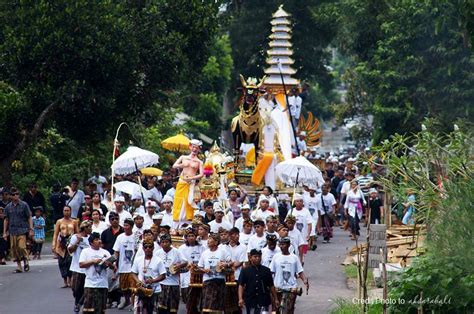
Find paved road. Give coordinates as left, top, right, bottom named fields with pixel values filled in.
left=0, top=227, right=361, bottom=314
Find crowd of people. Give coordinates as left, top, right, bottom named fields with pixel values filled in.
left=0, top=144, right=415, bottom=314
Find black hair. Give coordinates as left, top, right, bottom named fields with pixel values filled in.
left=204, top=200, right=213, bottom=208
left=263, top=186, right=273, bottom=195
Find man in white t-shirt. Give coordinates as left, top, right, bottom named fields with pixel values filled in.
left=105, top=195, right=132, bottom=227
left=67, top=178, right=86, bottom=219
left=113, top=218, right=137, bottom=309
left=239, top=219, right=253, bottom=247
left=234, top=204, right=251, bottom=232
left=160, top=195, right=174, bottom=230
left=281, top=218, right=304, bottom=261
left=287, top=194, right=312, bottom=262
left=88, top=168, right=108, bottom=194
left=209, top=204, right=232, bottom=233
left=225, top=227, right=248, bottom=312
left=156, top=233, right=187, bottom=313
left=178, top=229, right=204, bottom=311
left=143, top=200, right=158, bottom=229
left=251, top=195, right=274, bottom=223
left=68, top=221, right=92, bottom=313
left=269, top=237, right=309, bottom=314
left=303, top=187, right=319, bottom=250
left=261, top=234, right=281, bottom=268
left=79, top=232, right=115, bottom=313
left=198, top=233, right=231, bottom=313
left=246, top=220, right=267, bottom=253
left=316, top=184, right=337, bottom=243
left=131, top=238, right=166, bottom=314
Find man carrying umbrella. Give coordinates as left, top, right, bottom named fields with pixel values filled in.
left=171, top=139, right=204, bottom=228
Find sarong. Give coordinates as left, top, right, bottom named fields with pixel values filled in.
left=83, top=287, right=108, bottom=314
left=58, top=254, right=72, bottom=278
left=135, top=292, right=158, bottom=314
left=10, top=234, right=28, bottom=262
left=201, top=279, right=225, bottom=312
left=276, top=290, right=297, bottom=314
left=181, top=287, right=189, bottom=304
left=321, top=214, right=333, bottom=241
left=349, top=215, right=360, bottom=236
left=172, top=179, right=195, bottom=223
left=224, top=284, right=240, bottom=313
left=157, top=284, right=180, bottom=312
left=71, top=271, right=86, bottom=305
left=119, top=272, right=137, bottom=291
left=186, top=287, right=202, bottom=314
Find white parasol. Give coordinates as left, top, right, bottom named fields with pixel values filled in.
left=276, top=156, right=324, bottom=189
left=111, top=146, right=159, bottom=175
left=114, top=181, right=152, bottom=199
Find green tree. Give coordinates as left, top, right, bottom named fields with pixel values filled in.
left=0, top=0, right=220, bottom=184
left=334, top=0, right=474, bottom=142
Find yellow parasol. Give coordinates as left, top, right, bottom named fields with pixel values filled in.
left=140, top=167, right=163, bottom=177
left=161, top=133, right=190, bottom=152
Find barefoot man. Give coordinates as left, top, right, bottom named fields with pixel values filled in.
left=172, top=139, right=204, bottom=228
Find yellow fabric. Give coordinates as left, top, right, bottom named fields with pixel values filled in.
left=140, top=167, right=163, bottom=176
left=251, top=152, right=274, bottom=185
left=245, top=147, right=256, bottom=167
left=172, top=180, right=195, bottom=222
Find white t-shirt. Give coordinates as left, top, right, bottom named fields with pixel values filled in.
left=262, top=246, right=281, bottom=268
left=106, top=210, right=132, bottom=227
left=303, top=192, right=319, bottom=216
left=209, top=220, right=233, bottom=233
left=143, top=213, right=155, bottom=229
left=68, top=234, right=90, bottom=273
left=91, top=221, right=108, bottom=235
left=147, top=187, right=163, bottom=203
left=165, top=188, right=175, bottom=200
left=132, top=205, right=146, bottom=216
left=155, top=247, right=186, bottom=286
left=113, top=233, right=136, bottom=273
left=79, top=247, right=111, bottom=288
left=316, top=193, right=337, bottom=215
left=68, top=190, right=85, bottom=219
left=228, top=243, right=247, bottom=279
left=239, top=232, right=252, bottom=247
left=270, top=252, right=304, bottom=290
left=132, top=225, right=145, bottom=246
left=89, top=175, right=108, bottom=194
left=288, top=228, right=304, bottom=254
left=287, top=208, right=313, bottom=244
left=178, top=244, right=204, bottom=288
left=246, top=233, right=267, bottom=253
left=161, top=210, right=174, bottom=229
left=341, top=181, right=351, bottom=196
left=251, top=209, right=274, bottom=223
left=131, top=255, right=166, bottom=293
left=198, top=247, right=231, bottom=282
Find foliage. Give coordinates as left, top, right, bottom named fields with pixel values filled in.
left=333, top=0, right=474, bottom=142
left=183, top=34, right=234, bottom=136
left=0, top=0, right=221, bottom=184
left=388, top=178, right=474, bottom=313
left=368, top=123, right=473, bottom=222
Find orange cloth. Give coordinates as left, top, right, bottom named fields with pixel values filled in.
left=251, top=152, right=274, bottom=185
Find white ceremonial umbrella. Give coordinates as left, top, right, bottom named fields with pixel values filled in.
left=276, top=156, right=324, bottom=209
left=111, top=146, right=159, bottom=175
left=111, top=146, right=159, bottom=204
left=114, top=181, right=152, bottom=199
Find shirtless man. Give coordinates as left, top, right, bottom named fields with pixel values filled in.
left=172, top=139, right=204, bottom=227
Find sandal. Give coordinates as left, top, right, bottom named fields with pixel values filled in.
left=23, top=263, right=30, bottom=272
left=14, top=268, right=23, bottom=273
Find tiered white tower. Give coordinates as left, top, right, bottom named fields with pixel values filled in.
left=264, top=5, right=299, bottom=91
